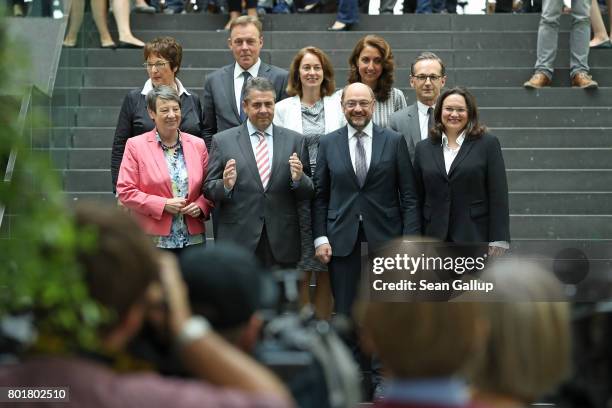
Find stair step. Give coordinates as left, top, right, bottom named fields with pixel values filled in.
left=60, top=48, right=612, bottom=69
left=53, top=86, right=612, bottom=109
left=510, top=192, right=612, bottom=215
left=56, top=66, right=612, bottom=88
left=80, top=30, right=576, bottom=51
left=50, top=105, right=612, bottom=128
left=508, top=170, right=612, bottom=192
left=108, top=13, right=571, bottom=32
left=511, top=215, right=612, bottom=240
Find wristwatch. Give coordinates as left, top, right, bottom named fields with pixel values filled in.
left=177, top=316, right=211, bottom=347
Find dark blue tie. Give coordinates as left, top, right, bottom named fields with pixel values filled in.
left=239, top=71, right=252, bottom=122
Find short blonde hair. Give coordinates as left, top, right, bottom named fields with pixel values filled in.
left=358, top=302, right=485, bottom=378
left=229, top=16, right=263, bottom=37
left=473, top=259, right=571, bottom=403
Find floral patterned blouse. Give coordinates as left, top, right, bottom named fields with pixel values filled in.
left=151, top=132, right=204, bottom=248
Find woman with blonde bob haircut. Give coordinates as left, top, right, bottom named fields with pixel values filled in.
left=472, top=258, right=571, bottom=407
left=274, top=46, right=344, bottom=320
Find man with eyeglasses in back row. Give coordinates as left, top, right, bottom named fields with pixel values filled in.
left=389, top=52, right=447, bottom=162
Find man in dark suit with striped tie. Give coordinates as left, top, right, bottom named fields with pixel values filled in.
left=204, top=78, right=313, bottom=268
left=312, top=82, right=421, bottom=316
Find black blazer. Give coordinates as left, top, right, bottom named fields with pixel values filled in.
left=312, top=124, right=421, bottom=257
left=203, top=123, right=313, bottom=264
left=413, top=132, right=510, bottom=243
left=111, top=87, right=204, bottom=191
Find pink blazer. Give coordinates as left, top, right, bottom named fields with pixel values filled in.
left=117, top=130, right=211, bottom=236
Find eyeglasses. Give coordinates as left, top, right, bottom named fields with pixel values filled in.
left=442, top=107, right=467, bottom=114
left=344, top=100, right=372, bottom=109
left=412, top=74, right=443, bottom=82
left=143, top=61, right=169, bottom=70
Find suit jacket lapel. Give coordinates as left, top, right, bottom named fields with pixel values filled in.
left=146, top=131, right=173, bottom=195
left=224, top=65, right=240, bottom=121
left=364, top=125, right=386, bottom=186
left=237, top=124, right=263, bottom=191
left=269, top=125, right=287, bottom=191
left=337, top=127, right=360, bottom=188
left=409, top=103, right=422, bottom=148
left=181, top=135, right=197, bottom=194
left=431, top=140, right=448, bottom=181
left=448, top=138, right=475, bottom=176
left=179, top=94, right=194, bottom=125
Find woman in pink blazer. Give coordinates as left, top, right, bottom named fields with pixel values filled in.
left=117, top=85, right=211, bottom=254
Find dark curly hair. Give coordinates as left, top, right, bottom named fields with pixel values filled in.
left=144, top=36, right=183, bottom=76
left=430, top=87, right=486, bottom=143
left=287, top=46, right=336, bottom=98
left=347, top=35, right=395, bottom=102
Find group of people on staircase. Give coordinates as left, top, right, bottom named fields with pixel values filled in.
left=110, top=16, right=511, bottom=322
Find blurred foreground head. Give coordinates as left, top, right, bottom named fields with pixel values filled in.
left=357, top=302, right=486, bottom=378
left=74, top=204, right=159, bottom=331
left=179, top=243, right=274, bottom=350
left=473, top=258, right=571, bottom=404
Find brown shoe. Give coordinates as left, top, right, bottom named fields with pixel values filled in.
left=571, top=72, right=598, bottom=89
left=523, top=72, right=551, bottom=89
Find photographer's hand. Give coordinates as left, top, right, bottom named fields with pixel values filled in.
left=157, top=252, right=294, bottom=404
left=158, top=252, right=191, bottom=336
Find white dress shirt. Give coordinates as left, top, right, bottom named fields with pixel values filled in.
left=141, top=78, right=190, bottom=96
left=233, top=59, right=261, bottom=114
left=442, top=131, right=509, bottom=250
left=417, top=100, right=434, bottom=141
left=246, top=119, right=273, bottom=163
left=314, top=122, right=374, bottom=249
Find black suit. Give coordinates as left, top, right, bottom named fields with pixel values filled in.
left=413, top=133, right=510, bottom=243
left=111, top=87, right=204, bottom=191
left=204, top=123, right=313, bottom=266
left=313, top=124, right=420, bottom=314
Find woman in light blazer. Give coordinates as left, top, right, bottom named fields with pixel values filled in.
left=117, top=86, right=211, bottom=255
left=274, top=46, right=343, bottom=319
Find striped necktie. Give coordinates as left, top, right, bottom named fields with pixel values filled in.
left=255, top=131, right=271, bottom=189
left=354, top=131, right=368, bottom=187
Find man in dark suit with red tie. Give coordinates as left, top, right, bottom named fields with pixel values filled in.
left=312, top=82, right=421, bottom=316
left=204, top=78, right=313, bottom=269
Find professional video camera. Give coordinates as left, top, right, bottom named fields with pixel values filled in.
left=255, top=269, right=361, bottom=408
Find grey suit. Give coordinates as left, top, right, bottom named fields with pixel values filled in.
left=203, top=123, right=313, bottom=265
left=201, top=62, right=289, bottom=150
left=388, top=102, right=421, bottom=162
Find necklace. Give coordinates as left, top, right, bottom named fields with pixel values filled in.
left=161, top=139, right=180, bottom=150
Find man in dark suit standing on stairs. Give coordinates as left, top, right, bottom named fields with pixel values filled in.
left=204, top=78, right=313, bottom=269
left=389, top=52, right=446, bottom=161
left=312, top=82, right=421, bottom=316
left=201, top=16, right=288, bottom=150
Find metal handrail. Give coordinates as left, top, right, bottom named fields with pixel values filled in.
left=0, top=89, right=33, bottom=229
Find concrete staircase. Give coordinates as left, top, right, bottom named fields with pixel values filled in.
left=51, top=13, right=612, bottom=241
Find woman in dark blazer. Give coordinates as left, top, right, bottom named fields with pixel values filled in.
left=413, top=87, right=510, bottom=255
left=111, top=36, right=204, bottom=192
